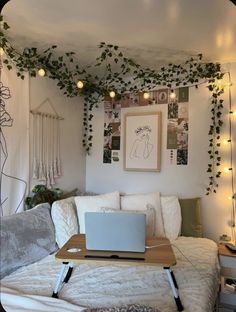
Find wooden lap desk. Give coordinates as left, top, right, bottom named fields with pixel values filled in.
left=52, top=234, right=184, bottom=311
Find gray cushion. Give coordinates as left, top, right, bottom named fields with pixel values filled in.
left=0, top=203, right=57, bottom=279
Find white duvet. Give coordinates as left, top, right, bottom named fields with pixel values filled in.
left=1, top=237, right=219, bottom=312
left=1, top=286, right=87, bottom=312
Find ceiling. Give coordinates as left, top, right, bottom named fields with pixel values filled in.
left=2, top=0, right=236, bottom=69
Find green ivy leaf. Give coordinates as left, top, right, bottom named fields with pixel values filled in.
left=0, top=18, right=225, bottom=194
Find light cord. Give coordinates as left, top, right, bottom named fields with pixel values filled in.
left=227, top=72, right=236, bottom=245
left=145, top=242, right=217, bottom=290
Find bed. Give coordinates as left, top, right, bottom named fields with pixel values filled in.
left=0, top=192, right=220, bottom=312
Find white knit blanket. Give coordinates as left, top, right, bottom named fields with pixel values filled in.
left=1, top=285, right=87, bottom=312
left=1, top=237, right=219, bottom=312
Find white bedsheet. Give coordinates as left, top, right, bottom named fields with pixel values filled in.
left=1, top=237, right=219, bottom=312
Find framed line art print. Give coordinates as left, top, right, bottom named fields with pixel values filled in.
left=124, top=111, right=162, bottom=171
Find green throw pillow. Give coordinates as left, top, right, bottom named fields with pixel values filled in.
left=179, top=198, right=203, bottom=237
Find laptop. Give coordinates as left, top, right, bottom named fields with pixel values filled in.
left=84, top=212, right=146, bottom=253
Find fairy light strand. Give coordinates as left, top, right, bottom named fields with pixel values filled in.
left=227, top=71, right=236, bottom=245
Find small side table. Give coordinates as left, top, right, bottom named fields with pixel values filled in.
left=218, top=243, right=236, bottom=310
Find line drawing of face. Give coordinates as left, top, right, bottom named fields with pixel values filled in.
left=130, top=125, right=153, bottom=159
left=135, top=125, right=151, bottom=140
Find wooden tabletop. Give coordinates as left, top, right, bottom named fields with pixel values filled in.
left=55, top=234, right=176, bottom=267
left=218, top=243, right=236, bottom=257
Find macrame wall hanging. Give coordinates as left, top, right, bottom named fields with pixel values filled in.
left=30, top=98, right=64, bottom=188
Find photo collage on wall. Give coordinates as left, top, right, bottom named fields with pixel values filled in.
left=103, top=97, right=121, bottom=163
left=103, top=87, right=189, bottom=164
left=167, top=87, right=189, bottom=165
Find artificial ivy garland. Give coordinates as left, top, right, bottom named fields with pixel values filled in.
left=0, top=15, right=225, bottom=194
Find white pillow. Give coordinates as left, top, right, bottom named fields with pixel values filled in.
left=121, top=191, right=165, bottom=237
left=75, top=191, right=120, bottom=234
left=101, top=205, right=156, bottom=237
left=160, top=196, right=182, bottom=241
left=51, top=197, right=79, bottom=248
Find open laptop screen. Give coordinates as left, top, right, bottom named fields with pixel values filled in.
left=85, top=212, right=146, bottom=253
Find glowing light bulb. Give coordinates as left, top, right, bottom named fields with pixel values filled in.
left=215, top=79, right=225, bottom=89
left=76, top=80, right=84, bottom=89
left=143, top=92, right=150, bottom=100
left=223, top=139, right=231, bottom=145
left=38, top=68, right=45, bottom=77
left=229, top=111, right=236, bottom=117
left=224, top=167, right=232, bottom=173
left=109, top=91, right=116, bottom=98
left=170, top=90, right=176, bottom=100
left=0, top=47, right=4, bottom=56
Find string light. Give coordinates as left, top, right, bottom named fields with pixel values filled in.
left=0, top=47, right=4, bottom=56
left=224, top=167, right=233, bottom=173
left=215, top=79, right=233, bottom=91
left=109, top=91, right=116, bottom=98
left=223, top=139, right=232, bottom=145
left=143, top=92, right=150, bottom=99
left=228, top=194, right=236, bottom=200
left=215, top=79, right=225, bottom=89
left=169, top=90, right=176, bottom=100
left=76, top=80, right=84, bottom=89
left=224, top=72, right=236, bottom=245
left=37, top=68, right=46, bottom=77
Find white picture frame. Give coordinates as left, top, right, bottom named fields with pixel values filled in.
left=124, top=111, right=162, bottom=171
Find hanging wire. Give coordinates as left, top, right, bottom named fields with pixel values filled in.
left=227, top=71, right=236, bottom=245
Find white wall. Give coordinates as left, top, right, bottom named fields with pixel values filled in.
left=29, top=76, right=86, bottom=193
left=86, top=63, right=236, bottom=242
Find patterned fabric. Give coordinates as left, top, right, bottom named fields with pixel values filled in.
left=89, top=304, right=160, bottom=312
left=51, top=198, right=79, bottom=248
left=121, top=192, right=164, bottom=237
left=1, top=237, right=219, bottom=312
left=160, top=196, right=182, bottom=240
left=101, top=206, right=156, bottom=237
left=75, top=191, right=120, bottom=234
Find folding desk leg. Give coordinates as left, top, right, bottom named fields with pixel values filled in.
left=63, top=264, right=73, bottom=283
left=52, top=262, right=69, bottom=298
left=164, top=267, right=184, bottom=312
